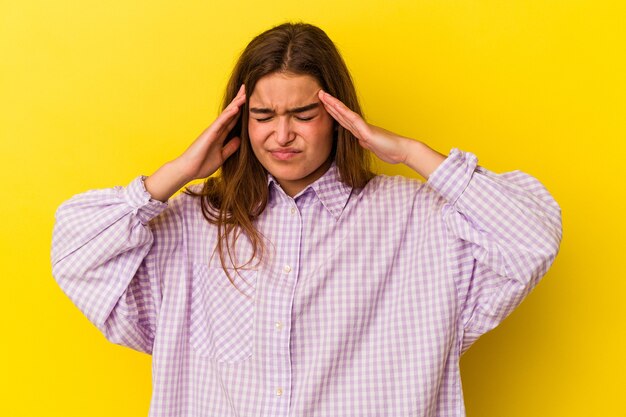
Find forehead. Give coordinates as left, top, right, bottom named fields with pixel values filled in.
left=249, top=72, right=322, bottom=108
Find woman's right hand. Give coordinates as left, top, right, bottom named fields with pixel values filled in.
left=144, top=85, right=246, bottom=202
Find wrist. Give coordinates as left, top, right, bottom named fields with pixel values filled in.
left=144, top=161, right=191, bottom=202
left=166, top=159, right=195, bottom=186
left=404, top=140, right=447, bottom=180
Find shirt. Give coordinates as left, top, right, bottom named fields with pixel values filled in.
left=51, top=148, right=562, bottom=417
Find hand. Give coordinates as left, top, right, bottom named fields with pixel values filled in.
left=318, top=90, right=446, bottom=179
left=144, top=85, right=246, bottom=201
left=318, top=90, right=410, bottom=165
left=175, top=84, right=246, bottom=181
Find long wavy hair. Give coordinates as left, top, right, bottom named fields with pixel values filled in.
left=185, top=22, right=374, bottom=283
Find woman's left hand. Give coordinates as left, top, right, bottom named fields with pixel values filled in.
left=318, top=90, right=446, bottom=178
left=318, top=90, right=411, bottom=165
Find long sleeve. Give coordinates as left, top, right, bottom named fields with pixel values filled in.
left=51, top=176, right=177, bottom=354
left=426, top=149, right=563, bottom=354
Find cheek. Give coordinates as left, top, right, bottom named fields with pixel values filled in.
left=306, top=120, right=334, bottom=147
left=247, top=123, right=268, bottom=148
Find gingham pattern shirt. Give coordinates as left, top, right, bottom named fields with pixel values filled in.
left=51, top=148, right=562, bottom=417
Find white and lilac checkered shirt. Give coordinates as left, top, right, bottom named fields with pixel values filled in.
left=51, top=148, right=562, bottom=416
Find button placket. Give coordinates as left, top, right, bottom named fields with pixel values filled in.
left=266, top=197, right=299, bottom=411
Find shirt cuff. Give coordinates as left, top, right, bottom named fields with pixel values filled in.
left=122, top=175, right=169, bottom=224
left=426, top=148, right=478, bottom=205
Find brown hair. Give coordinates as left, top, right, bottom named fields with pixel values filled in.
left=185, top=22, right=374, bottom=284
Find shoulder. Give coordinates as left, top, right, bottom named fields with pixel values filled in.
left=356, top=173, right=446, bottom=213
left=363, top=173, right=427, bottom=198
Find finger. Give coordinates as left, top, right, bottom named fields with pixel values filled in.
left=216, top=111, right=243, bottom=145
left=230, top=84, right=247, bottom=107
left=211, top=109, right=243, bottom=147
left=319, top=91, right=364, bottom=138
left=324, top=93, right=371, bottom=140
left=217, top=86, right=247, bottom=135
left=220, top=86, right=246, bottom=118
left=221, top=136, right=241, bottom=161
left=212, top=92, right=246, bottom=137
left=223, top=94, right=246, bottom=116
left=325, top=105, right=357, bottom=137
left=236, top=83, right=245, bottom=98
left=208, top=106, right=240, bottom=139
left=320, top=91, right=360, bottom=124
left=319, top=91, right=358, bottom=127
left=318, top=91, right=347, bottom=124
left=224, top=110, right=240, bottom=134
left=195, top=86, right=246, bottom=150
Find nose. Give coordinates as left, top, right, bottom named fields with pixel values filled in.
left=275, top=116, right=295, bottom=146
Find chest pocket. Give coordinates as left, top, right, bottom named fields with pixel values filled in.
left=189, top=263, right=257, bottom=364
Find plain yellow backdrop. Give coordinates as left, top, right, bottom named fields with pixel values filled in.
left=1, top=1, right=624, bottom=416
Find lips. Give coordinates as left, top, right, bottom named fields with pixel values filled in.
left=269, top=148, right=301, bottom=161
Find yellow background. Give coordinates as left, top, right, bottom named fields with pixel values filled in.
left=1, top=1, right=624, bottom=416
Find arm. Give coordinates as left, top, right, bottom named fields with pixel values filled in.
left=145, top=84, right=246, bottom=201
left=51, top=178, right=171, bottom=353
left=51, top=85, right=247, bottom=353
left=320, top=90, right=563, bottom=353
left=426, top=150, right=562, bottom=353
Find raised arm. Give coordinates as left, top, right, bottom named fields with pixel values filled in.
left=51, top=85, right=247, bottom=353
left=320, top=90, right=563, bottom=353
left=144, top=84, right=246, bottom=201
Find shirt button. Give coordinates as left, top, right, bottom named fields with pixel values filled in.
left=276, top=387, right=283, bottom=397
left=283, top=265, right=292, bottom=274
left=275, top=321, right=283, bottom=331
left=289, top=206, right=296, bottom=215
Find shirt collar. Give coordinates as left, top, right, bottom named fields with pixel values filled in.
left=267, top=161, right=353, bottom=221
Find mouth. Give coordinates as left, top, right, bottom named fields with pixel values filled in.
left=269, top=149, right=302, bottom=161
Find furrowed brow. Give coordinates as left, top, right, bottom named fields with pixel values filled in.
left=288, top=103, right=319, bottom=113
left=249, top=102, right=319, bottom=115
left=249, top=107, right=274, bottom=114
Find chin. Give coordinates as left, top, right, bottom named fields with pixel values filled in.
left=268, top=167, right=307, bottom=181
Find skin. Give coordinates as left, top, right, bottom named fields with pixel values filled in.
left=247, top=72, right=335, bottom=197
left=317, top=89, right=447, bottom=180
left=144, top=74, right=446, bottom=202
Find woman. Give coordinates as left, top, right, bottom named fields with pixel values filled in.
left=51, top=22, right=562, bottom=417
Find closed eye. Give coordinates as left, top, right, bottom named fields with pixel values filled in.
left=253, top=115, right=316, bottom=122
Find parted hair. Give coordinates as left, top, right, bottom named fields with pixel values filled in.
left=185, top=22, right=374, bottom=282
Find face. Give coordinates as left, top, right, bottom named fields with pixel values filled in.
left=247, top=72, right=335, bottom=197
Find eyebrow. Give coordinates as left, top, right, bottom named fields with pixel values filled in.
left=249, top=102, right=320, bottom=115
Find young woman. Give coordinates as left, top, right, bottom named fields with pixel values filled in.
left=51, top=22, right=562, bottom=417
